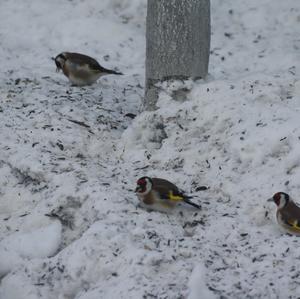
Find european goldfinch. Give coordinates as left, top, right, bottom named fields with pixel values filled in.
left=135, top=176, right=201, bottom=211
left=53, top=52, right=122, bottom=86
left=268, top=192, right=300, bottom=235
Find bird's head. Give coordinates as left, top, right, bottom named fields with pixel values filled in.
left=135, top=176, right=153, bottom=195
left=268, top=192, right=290, bottom=208
left=53, top=52, right=67, bottom=72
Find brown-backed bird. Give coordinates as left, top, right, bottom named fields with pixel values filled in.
left=268, top=192, right=300, bottom=235
left=53, top=52, right=122, bottom=86
left=135, top=176, right=201, bottom=211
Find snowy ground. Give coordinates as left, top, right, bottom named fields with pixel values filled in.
left=0, top=0, right=300, bottom=298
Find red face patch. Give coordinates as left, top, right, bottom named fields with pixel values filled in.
left=273, top=193, right=281, bottom=206
left=136, top=177, right=149, bottom=193
left=137, top=178, right=146, bottom=186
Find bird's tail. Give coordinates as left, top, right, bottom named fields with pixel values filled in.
left=183, top=197, right=201, bottom=209
left=102, top=67, right=123, bottom=75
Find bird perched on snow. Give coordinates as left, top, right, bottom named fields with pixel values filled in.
left=268, top=192, right=300, bottom=235
left=53, top=52, right=122, bottom=86
left=135, top=176, right=201, bottom=211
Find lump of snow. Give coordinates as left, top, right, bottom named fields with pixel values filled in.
left=0, top=221, right=62, bottom=277
left=0, top=272, right=40, bottom=299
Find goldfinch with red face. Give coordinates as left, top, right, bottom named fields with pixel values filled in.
left=135, top=176, right=201, bottom=211
left=53, top=52, right=122, bottom=86
left=268, top=192, right=300, bottom=235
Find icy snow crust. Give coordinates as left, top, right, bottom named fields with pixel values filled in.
left=0, top=0, right=300, bottom=298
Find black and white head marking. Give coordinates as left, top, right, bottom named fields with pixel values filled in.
left=273, top=192, right=289, bottom=209
left=54, top=52, right=67, bottom=71
left=135, top=176, right=153, bottom=195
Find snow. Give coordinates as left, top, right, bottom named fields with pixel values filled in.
left=0, top=221, right=61, bottom=277
left=188, top=264, right=215, bottom=299
left=0, top=0, right=300, bottom=298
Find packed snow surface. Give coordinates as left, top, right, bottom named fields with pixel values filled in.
left=0, top=0, right=300, bottom=298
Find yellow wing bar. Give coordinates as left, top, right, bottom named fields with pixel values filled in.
left=287, top=219, right=300, bottom=232
left=168, top=191, right=184, bottom=202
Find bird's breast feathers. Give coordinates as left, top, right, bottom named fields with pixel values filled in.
left=138, top=190, right=176, bottom=209
left=64, top=61, right=102, bottom=85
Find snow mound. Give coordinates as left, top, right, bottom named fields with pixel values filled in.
left=0, top=221, right=62, bottom=277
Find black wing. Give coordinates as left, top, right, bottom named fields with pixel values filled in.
left=68, top=52, right=122, bottom=74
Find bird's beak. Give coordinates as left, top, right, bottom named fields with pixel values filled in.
left=135, top=186, right=141, bottom=193
left=51, top=57, right=55, bottom=61
left=267, top=198, right=273, bottom=202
